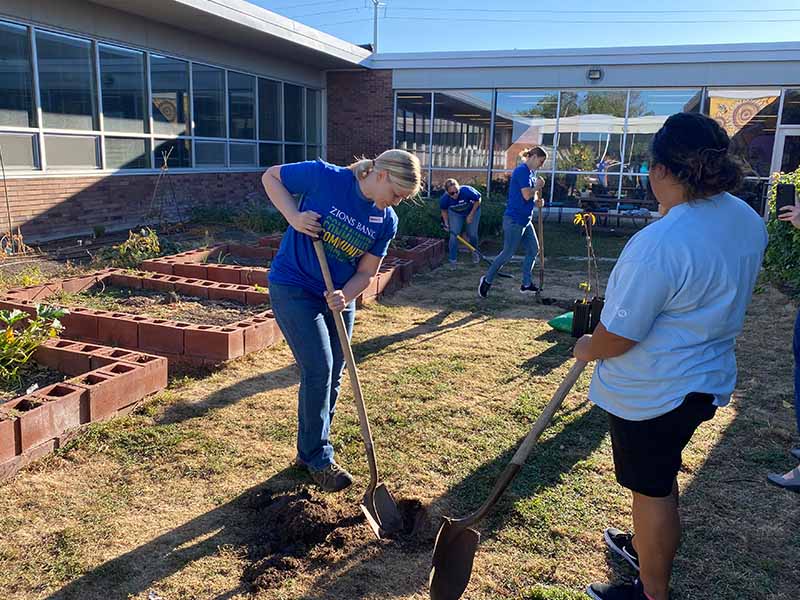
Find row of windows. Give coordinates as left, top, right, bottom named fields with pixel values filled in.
left=0, top=19, right=323, bottom=171
left=397, top=88, right=800, bottom=197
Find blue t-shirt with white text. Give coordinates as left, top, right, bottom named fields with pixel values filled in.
left=505, top=163, right=537, bottom=225
left=269, top=160, right=398, bottom=297
left=439, top=185, right=481, bottom=214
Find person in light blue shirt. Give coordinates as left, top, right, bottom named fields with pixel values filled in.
left=478, top=147, right=546, bottom=297
left=262, top=150, right=421, bottom=493
left=575, top=113, right=768, bottom=600
left=440, top=178, right=482, bottom=267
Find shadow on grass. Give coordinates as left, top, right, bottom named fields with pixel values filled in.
left=298, top=404, right=608, bottom=600
left=158, top=308, right=486, bottom=426
left=45, top=467, right=307, bottom=600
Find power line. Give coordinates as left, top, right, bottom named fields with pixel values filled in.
left=385, top=15, right=800, bottom=24
left=386, top=5, right=800, bottom=14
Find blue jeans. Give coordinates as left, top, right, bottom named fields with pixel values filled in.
left=448, top=206, right=481, bottom=262
left=269, top=282, right=356, bottom=471
left=485, top=215, right=538, bottom=286
left=794, top=308, right=800, bottom=437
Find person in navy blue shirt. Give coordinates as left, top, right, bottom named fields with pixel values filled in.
left=439, top=178, right=482, bottom=268
left=478, top=147, right=547, bottom=297
left=262, top=149, right=422, bottom=492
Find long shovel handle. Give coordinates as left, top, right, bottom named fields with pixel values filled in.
left=312, top=239, right=379, bottom=491
left=537, top=204, right=545, bottom=291
left=459, top=359, right=587, bottom=528
left=456, top=235, right=514, bottom=279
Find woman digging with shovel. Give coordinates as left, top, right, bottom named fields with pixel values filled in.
left=573, top=112, right=767, bottom=600
left=262, top=150, right=421, bottom=495
left=478, top=146, right=546, bottom=298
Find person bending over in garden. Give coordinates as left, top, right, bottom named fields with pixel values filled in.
left=262, top=150, right=421, bottom=492
left=767, top=201, right=800, bottom=493
left=573, top=112, right=768, bottom=600
left=440, top=178, right=482, bottom=269
left=478, top=147, right=546, bottom=297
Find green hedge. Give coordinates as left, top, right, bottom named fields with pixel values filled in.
left=395, top=196, right=506, bottom=239
left=763, top=168, right=800, bottom=296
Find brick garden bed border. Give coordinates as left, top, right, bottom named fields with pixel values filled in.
left=0, top=269, right=282, bottom=365
left=144, top=239, right=420, bottom=306
left=141, top=243, right=272, bottom=287
left=0, top=338, right=168, bottom=480
left=258, top=234, right=446, bottom=275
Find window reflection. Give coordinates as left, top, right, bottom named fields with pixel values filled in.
left=432, top=91, right=492, bottom=169
left=192, top=64, right=225, bottom=138
left=37, top=32, right=97, bottom=130
left=99, top=45, right=146, bottom=133
left=0, top=22, right=35, bottom=128
left=151, top=55, right=190, bottom=136
left=495, top=91, right=558, bottom=170
left=396, top=93, right=432, bottom=167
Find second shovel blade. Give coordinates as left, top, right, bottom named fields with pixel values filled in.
left=429, top=518, right=480, bottom=600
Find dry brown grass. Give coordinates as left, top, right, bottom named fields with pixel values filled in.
left=0, top=244, right=797, bottom=600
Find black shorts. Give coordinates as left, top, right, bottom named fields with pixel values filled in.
left=607, top=392, right=717, bottom=498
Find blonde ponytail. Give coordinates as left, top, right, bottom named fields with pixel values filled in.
left=349, top=149, right=422, bottom=197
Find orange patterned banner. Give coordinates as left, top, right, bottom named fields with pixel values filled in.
left=708, top=95, right=778, bottom=137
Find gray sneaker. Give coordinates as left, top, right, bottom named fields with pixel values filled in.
left=472, top=251, right=481, bottom=264
left=309, top=462, right=354, bottom=493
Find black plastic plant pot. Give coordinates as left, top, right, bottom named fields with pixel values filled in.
left=572, top=300, right=592, bottom=338
left=589, top=296, right=605, bottom=333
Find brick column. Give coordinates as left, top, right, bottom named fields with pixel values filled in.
left=326, top=69, right=394, bottom=166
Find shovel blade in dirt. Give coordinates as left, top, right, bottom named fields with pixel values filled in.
left=361, top=483, right=404, bottom=538
left=429, top=518, right=480, bottom=600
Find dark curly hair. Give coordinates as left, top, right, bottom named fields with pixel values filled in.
left=651, top=112, right=743, bottom=199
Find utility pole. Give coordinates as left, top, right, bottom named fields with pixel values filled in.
left=370, top=0, right=385, bottom=53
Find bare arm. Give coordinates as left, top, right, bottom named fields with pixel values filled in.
left=573, top=322, right=637, bottom=362
left=441, top=209, right=449, bottom=230
left=324, top=252, right=382, bottom=312
left=261, top=165, right=321, bottom=237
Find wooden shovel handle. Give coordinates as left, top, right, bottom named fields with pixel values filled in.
left=312, top=239, right=379, bottom=489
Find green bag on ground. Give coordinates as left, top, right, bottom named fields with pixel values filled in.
left=548, top=311, right=573, bottom=333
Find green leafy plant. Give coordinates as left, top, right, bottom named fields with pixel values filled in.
left=764, top=167, right=800, bottom=297
left=99, top=228, right=161, bottom=268
left=0, top=304, right=68, bottom=387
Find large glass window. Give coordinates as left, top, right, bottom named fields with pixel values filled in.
left=258, top=78, right=281, bottom=141
left=0, top=22, right=35, bottom=128
left=433, top=91, right=492, bottom=169
left=781, top=89, right=800, bottom=126
left=306, top=89, right=321, bottom=145
left=396, top=93, right=432, bottom=167
left=151, top=55, right=190, bottom=136
left=494, top=90, right=558, bottom=171
left=192, top=64, right=225, bottom=138
left=706, top=88, right=780, bottom=177
left=154, top=138, right=191, bottom=168
left=37, top=31, right=97, bottom=130
left=45, top=135, right=99, bottom=169
left=284, top=144, right=304, bottom=163
left=259, top=143, right=282, bottom=167
left=99, top=45, right=146, bottom=133
left=105, top=137, right=150, bottom=169
left=0, top=133, right=38, bottom=170
left=195, top=140, right=226, bottom=167
left=284, top=84, right=304, bottom=142
left=228, top=72, right=255, bottom=140
left=556, top=91, right=627, bottom=177
left=230, top=142, right=257, bottom=167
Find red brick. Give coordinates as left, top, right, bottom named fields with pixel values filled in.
left=184, top=325, right=244, bottom=362
left=0, top=413, right=19, bottom=463
left=174, top=263, right=208, bottom=280
left=206, top=264, right=242, bottom=284
left=60, top=307, right=99, bottom=341
left=138, top=319, right=188, bottom=355
left=208, top=283, right=246, bottom=304
left=245, top=289, right=270, bottom=306
left=142, top=274, right=175, bottom=293
left=140, top=259, right=173, bottom=275
left=97, top=313, right=139, bottom=349
left=60, top=275, right=98, bottom=294
left=240, top=268, right=269, bottom=287
left=107, top=270, right=144, bottom=290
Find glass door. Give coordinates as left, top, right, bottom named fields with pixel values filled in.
left=772, top=128, right=800, bottom=174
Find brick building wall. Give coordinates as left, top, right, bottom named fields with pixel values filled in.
left=4, top=172, right=267, bottom=242
left=326, top=69, right=394, bottom=166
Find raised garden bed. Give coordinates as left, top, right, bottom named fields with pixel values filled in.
left=0, top=338, right=168, bottom=480
left=0, top=363, right=67, bottom=403
left=141, top=243, right=271, bottom=287
left=0, top=269, right=282, bottom=365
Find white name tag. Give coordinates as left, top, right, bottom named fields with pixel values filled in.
left=369, top=216, right=384, bottom=223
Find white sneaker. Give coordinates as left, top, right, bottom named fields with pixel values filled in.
left=472, top=251, right=480, bottom=264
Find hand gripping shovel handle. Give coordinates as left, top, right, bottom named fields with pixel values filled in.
left=460, top=359, right=587, bottom=528
left=312, top=239, right=379, bottom=490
